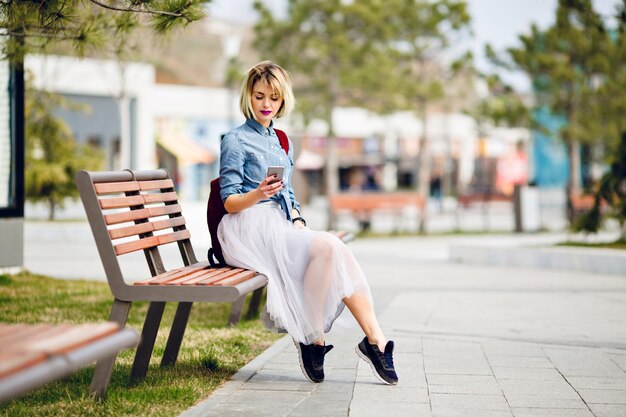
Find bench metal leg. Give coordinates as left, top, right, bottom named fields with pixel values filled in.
left=130, top=301, right=166, bottom=383
left=245, top=287, right=265, bottom=320
left=161, top=302, right=193, bottom=367
left=90, top=299, right=131, bottom=399
left=228, top=295, right=247, bottom=326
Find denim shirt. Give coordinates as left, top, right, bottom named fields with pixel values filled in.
left=219, top=118, right=301, bottom=220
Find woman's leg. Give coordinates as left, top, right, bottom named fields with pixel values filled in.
left=302, top=234, right=338, bottom=346
left=305, top=232, right=387, bottom=350
left=343, top=293, right=386, bottom=351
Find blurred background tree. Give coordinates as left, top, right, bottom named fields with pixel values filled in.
left=1, top=0, right=210, bottom=220
left=253, top=0, right=471, bottom=231
left=379, top=0, right=471, bottom=233
left=24, top=76, right=104, bottom=220
left=253, top=0, right=399, bottom=228
left=467, top=73, right=530, bottom=130
left=571, top=1, right=626, bottom=239
left=572, top=131, right=626, bottom=240
left=486, top=0, right=617, bottom=223
left=0, top=0, right=209, bottom=61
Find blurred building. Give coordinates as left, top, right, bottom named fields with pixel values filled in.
left=25, top=55, right=237, bottom=201
left=293, top=107, right=530, bottom=201
left=25, top=53, right=534, bottom=204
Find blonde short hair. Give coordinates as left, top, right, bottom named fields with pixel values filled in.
left=239, top=61, right=295, bottom=120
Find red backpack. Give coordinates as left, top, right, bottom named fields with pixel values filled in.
left=207, top=129, right=290, bottom=267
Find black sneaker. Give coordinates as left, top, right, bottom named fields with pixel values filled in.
left=356, top=337, right=398, bottom=385
left=294, top=341, right=334, bottom=383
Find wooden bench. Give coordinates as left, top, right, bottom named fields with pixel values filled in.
left=329, top=192, right=426, bottom=232
left=76, top=169, right=270, bottom=398
left=76, top=169, right=354, bottom=398
left=457, top=192, right=512, bottom=207
left=0, top=322, right=138, bottom=402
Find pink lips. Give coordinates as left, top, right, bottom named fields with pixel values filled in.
left=260, top=110, right=272, bottom=115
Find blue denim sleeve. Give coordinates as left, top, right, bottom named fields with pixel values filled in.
left=219, top=132, right=245, bottom=203
left=286, top=138, right=302, bottom=214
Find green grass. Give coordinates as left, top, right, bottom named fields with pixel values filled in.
left=556, top=238, right=626, bottom=250
left=0, top=271, right=281, bottom=417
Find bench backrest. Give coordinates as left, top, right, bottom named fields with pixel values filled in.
left=77, top=169, right=197, bottom=296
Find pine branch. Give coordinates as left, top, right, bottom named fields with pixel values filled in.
left=2, top=28, right=82, bottom=41
left=89, top=0, right=194, bottom=22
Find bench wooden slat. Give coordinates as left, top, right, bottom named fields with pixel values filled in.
left=133, top=261, right=210, bottom=285
left=174, top=267, right=233, bottom=285
left=152, top=216, right=186, bottom=232
left=112, top=224, right=189, bottom=255
left=109, top=218, right=185, bottom=242
left=147, top=204, right=182, bottom=218
left=138, top=179, right=175, bottom=191
left=0, top=326, right=45, bottom=349
left=143, top=192, right=178, bottom=204
left=104, top=208, right=149, bottom=225
left=330, top=192, right=425, bottom=211
left=25, top=323, right=120, bottom=355
left=195, top=268, right=245, bottom=286
left=212, top=270, right=257, bottom=287
left=99, top=195, right=145, bottom=209
left=1, top=325, right=70, bottom=350
left=162, top=268, right=216, bottom=286
left=146, top=266, right=209, bottom=286
left=0, top=324, right=59, bottom=349
left=0, top=323, right=32, bottom=338
left=94, top=182, right=140, bottom=194
left=0, top=352, right=47, bottom=378
left=135, top=265, right=203, bottom=286
left=109, top=222, right=154, bottom=240
left=157, top=230, right=191, bottom=246
left=114, top=235, right=160, bottom=256
left=457, top=193, right=512, bottom=206
left=7, top=325, right=77, bottom=351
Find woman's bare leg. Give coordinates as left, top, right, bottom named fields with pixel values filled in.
left=343, top=293, right=386, bottom=350
left=303, top=235, right=338, bottom=346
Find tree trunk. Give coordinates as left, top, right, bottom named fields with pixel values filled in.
left=417, top=100, right=431, bottom=234
left=325, top=63, right=340, bottom=230
left=48, top=198, right=56, bottom=221
left=566, top=139, right=582, bottom=223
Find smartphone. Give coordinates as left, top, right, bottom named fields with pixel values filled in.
left=266, top=166, right=285, bottom=185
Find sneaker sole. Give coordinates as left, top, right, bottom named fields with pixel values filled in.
left=355, top=345, right=397, bottom=385
left=293, top=339, right=320, bottom=383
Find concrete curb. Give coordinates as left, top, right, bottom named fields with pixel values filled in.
left=177, top=335, right=291, bottom=417
left=450, top=244, right=626, bottom=275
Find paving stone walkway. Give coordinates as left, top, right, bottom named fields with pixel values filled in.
left=178, top=238, right=626, bottom=417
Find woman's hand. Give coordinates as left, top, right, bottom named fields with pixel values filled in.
left=224, top=176, right=282, bottom=213
left=256, top=175, right=283, bottom=199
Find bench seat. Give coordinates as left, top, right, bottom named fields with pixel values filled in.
left=0, top=323, right=138, bottom=402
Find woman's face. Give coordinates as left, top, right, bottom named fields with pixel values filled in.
left=251, top=81, right=282, bottom=128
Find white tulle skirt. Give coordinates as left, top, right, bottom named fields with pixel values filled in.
left=217, top=202, right=372, bottom=344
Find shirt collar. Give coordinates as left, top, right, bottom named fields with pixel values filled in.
left=246, top=118, right=275, bottom=136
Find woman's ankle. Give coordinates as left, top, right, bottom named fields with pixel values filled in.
left=367, top=337, right=387, bottom=351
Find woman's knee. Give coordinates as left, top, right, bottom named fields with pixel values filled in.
left=310, top=234, right=343, bottom=258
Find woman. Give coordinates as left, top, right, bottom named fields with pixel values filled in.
left=218, top=61, right=398, bottom=385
